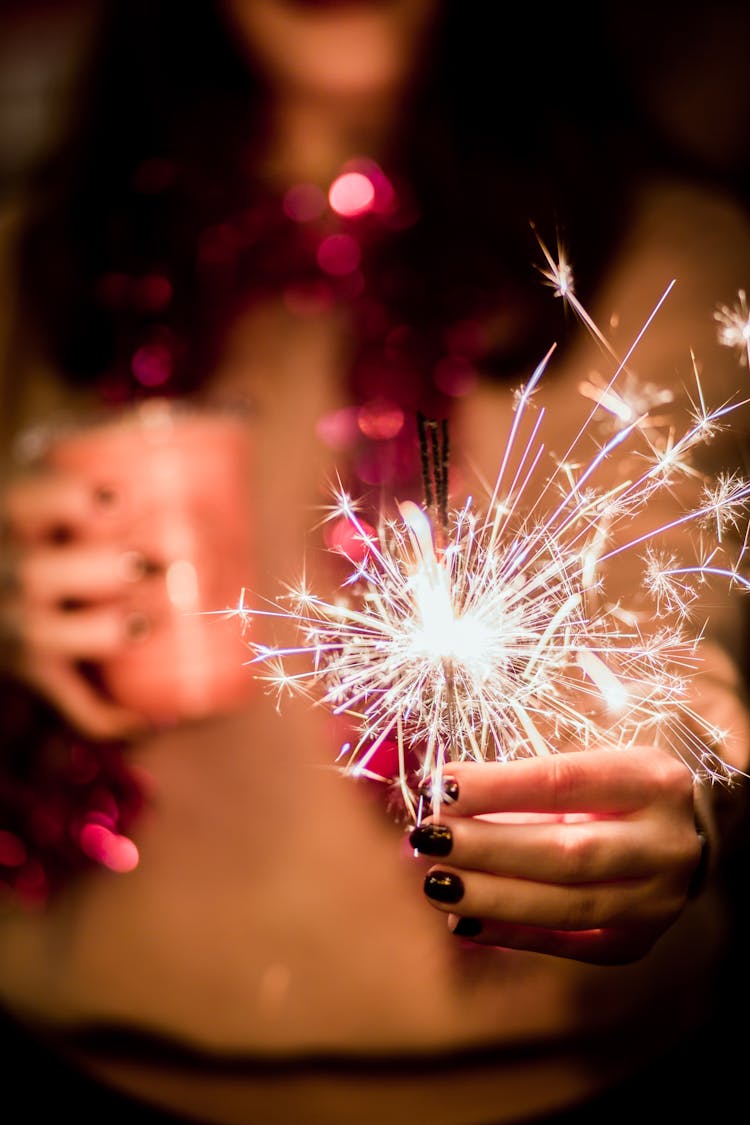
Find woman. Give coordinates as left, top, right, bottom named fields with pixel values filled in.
left=1, top=2, right=750, bottom=1122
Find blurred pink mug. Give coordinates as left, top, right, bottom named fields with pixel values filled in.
left=44, top=399, right=254, bottom=724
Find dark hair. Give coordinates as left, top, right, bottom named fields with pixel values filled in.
left=16, top=2, right=655, bottom=410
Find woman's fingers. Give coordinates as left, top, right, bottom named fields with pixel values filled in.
left=418, top=862, right=685, bottom=932
left=1, top=505, right=162, bottom=664
left=411, top=751, right=703, bottom=962
left=21, top=602, right=147, bottom=659
left=17, top=543, right=151, bottom=603
left=1, top=471, right=152, bottom=738
left=18, top=543, right=143, bottom=602
left=24, top=654, right=145, bottom=740
left=3, top=470, right=111, bottom=543
left=410, top=814, right=688, bottom=884
left=436, top=748, right=695, bottom=816
left=447, top=918, right=661, bottom=966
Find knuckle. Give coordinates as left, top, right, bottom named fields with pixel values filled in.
left=556, top=825, right=600, bottom=882
left=634, top=878, right=685, bottom=931
left=574, top=884, right=664, bottom=932
left=563, top=887, right=600, bottom=931
left=547, top=751, right=587, bottom=807
left=650, top=751, right=694, bottom=803
left=661, top=819, right=704, bottom=882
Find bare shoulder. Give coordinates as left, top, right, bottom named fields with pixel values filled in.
left=457, top=175, right=750, bottom=489
left=584, top=176, right=750, bottom=366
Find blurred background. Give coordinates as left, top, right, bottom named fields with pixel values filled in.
left=2, top=0, right=750, bottom=1117
left=0, top=1, right=97, bottom=202
left=2, top=1, right=750, bottom=208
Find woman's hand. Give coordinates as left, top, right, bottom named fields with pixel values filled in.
left=0, top=467, right=147, bottom=739
left=410, top=747, right=705, bottom=965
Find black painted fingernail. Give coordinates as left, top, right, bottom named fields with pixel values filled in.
left=118, top=551, right=163, bottom=582
left=442, top=778, right=459, bottom=803
left=409, top=824, right=453, bottom=857
left=119, top=551, right=147, bottom=582
left=452, top=917, right=482, bottom=938
left=94, top=484, right=120, bottom=507
left=125, top=612, right=150, bottom=640
left=424, top=870, right=464, bottom=904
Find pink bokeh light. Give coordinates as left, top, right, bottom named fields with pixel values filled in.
left=329, top=171, right=376, bottom=217
left=317, top=233, right=361, bottom=276
left=326, top=515, right=375, bottom=564
left=283, top=182, right=327, bottom=223
left=358, top=398, right=404, bottom=440
left=79, top=823, right=140, bottom=873
left=131, top=342, right=173, bottom=387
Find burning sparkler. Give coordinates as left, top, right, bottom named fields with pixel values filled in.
left=715, top=288, right=750, bottom=368
left=238, top=248, right=750, bottom=820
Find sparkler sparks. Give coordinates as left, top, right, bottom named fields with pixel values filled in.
left=716, top=289, right=750, bottom=367
left=238, top=258, right=750, bottom=820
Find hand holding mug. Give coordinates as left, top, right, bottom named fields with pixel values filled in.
left=0, top=400, right=254, bottom=738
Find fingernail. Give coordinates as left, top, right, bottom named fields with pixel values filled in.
left=118, top=551, right=162, bottom=582
left=442, top=778, right=459, bottom=803
left=124, top=612, right=150, bottom=640
left=118, top=551, right=146, bottom=582
left=94, top=484, right=120, bottom=507
left=424, top=870, right=464, bottom=904
left=452, top=917, right=482, bottom=938
left=409, top=824, right=453, bottom=857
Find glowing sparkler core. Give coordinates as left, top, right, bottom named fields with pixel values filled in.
left=238, top=258, right=750, bottom=819
left=399, top=501, right=491, bottom=671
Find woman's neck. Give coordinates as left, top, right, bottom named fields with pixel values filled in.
left=263, top=91, right=401, bottom=187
